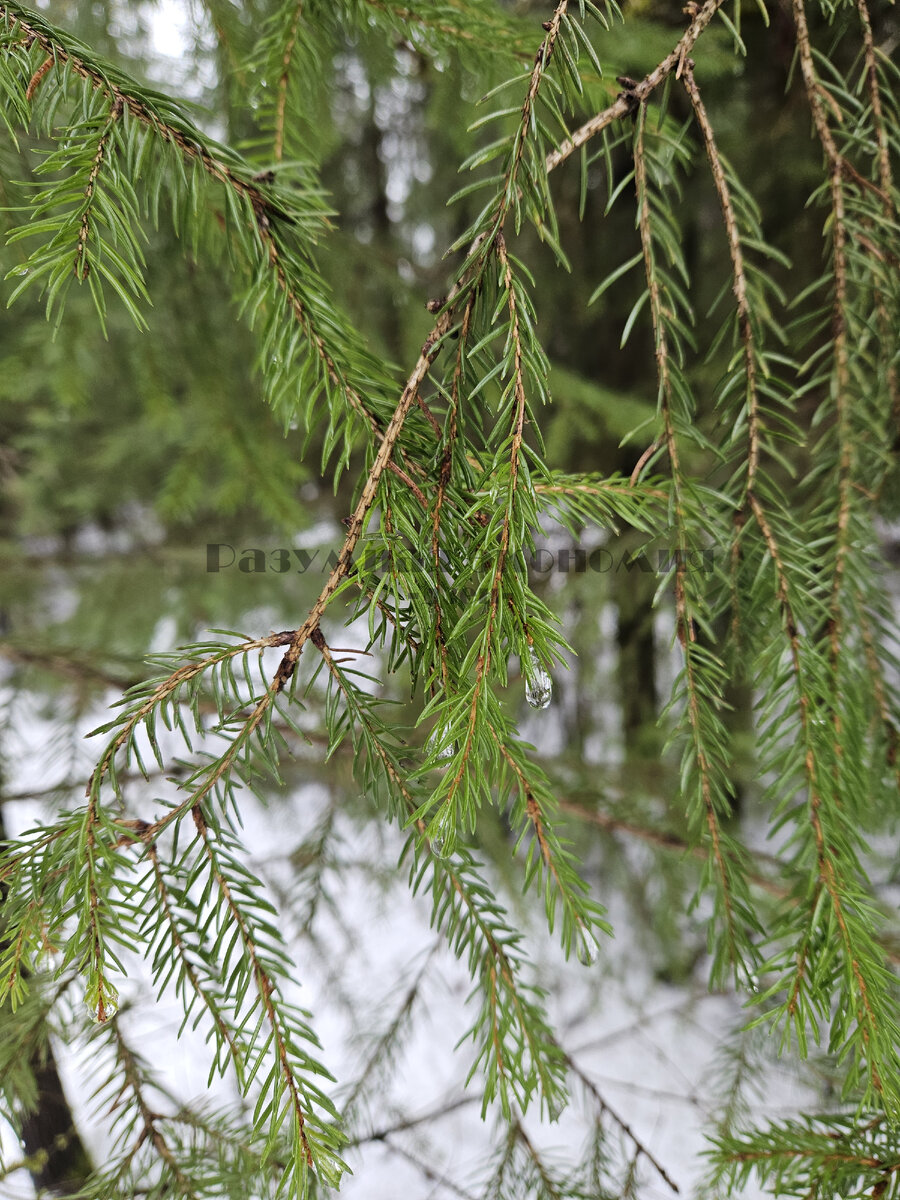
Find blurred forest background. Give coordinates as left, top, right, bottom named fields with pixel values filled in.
left=0, top=0, right=898, bottom=1197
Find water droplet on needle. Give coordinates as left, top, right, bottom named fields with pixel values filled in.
left=576, top=930, right=599, bottom=967
left=86, top=993, right=119, bottom=1023
left=524, top=647, right=552, bottom=710
left=426, top=722, right=454, bottom=761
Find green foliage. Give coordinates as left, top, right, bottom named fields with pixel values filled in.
left=0, top=0, right=898, bottom=1197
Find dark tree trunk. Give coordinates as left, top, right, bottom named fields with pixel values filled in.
left=615, top=560, right=659, bottom=753
left=0, top=800, right=92, bottom=1195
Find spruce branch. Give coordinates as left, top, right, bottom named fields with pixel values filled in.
left=347, top=1093, right=477, bottom=1148
left=0, top=641, right=140, bottom=692
left=790, top=0, right=853, bottom=673
left=340, top=943, right=440, bottom=1127
left=0, top=5, right=287, bottom=225
left=1, top=0, right=430, bottom=498
left=2, top=2, right=899, bottom=1195
left=273, top=1, right=304, bottom=163
left=430, top=292, right=476, bottom=696
left=311, top=628, right=567, bottom=1117
left=681, top=62, right=761, bottom=499
left=107, top=1023, right=201, bottom=1200
left=743, top=495, right=899, bottom=1102
left=72, top=296, right=456, bottom=862
left=432, top=237, right=532, bottom=841
left=360, top=0, right=532, bottom=58
left=710, top=1112, right=900, bottom=1198
left=379, top=1136, right=480, bottom=1200
left=565, top=1051, right=681, bottom=1193
left=855, top=0, right=899, bottom=457
left=633, top=104, right=756, bottom=986
left=544, top=0, right=727, bottom=172
left=511, top=1117, right=566, bottom=1200
left=73, top=95, right=123, bottom=283
left=856, top=0, right=893, bottom=207
left=190, top=803, right=346, bottom=1190
left=144, top=843, right=245, bottom=1083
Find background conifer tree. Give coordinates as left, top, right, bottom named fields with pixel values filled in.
left=0, top=0, right=898, bottom=1196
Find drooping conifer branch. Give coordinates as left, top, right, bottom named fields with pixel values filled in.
left=681, top=63, right=760, bottom=498
left=2, top=1, right=431, bottom=502
left=2, top=0, right=900, bottom=1194
left=310, top=626, right=567, bottom=1114
left=792, top=0, right=853, bottom=670
left=746, top=492, right=888, bottom=1084
left=562, top=1049, right=680, bottom=1192
left=855, top=0, right=899, bottom=436
left=190, top=804, right=341, bottom=1182
left=430, top=293, right=476, bottom=695
left=633, top=104, right=750, bottom=982
left=856, top=0, right=893, bottom=206
left=361, top=0, right=531, bottom=55
left=273, top=1, right=304, bottom=162
left=544, top=0, right=727, bottom=172
left=438, top=236, right=531, bottom=829
left=145, top=844, right=245, bottom=1081
left=108, top=1024, right=201, bottom=1198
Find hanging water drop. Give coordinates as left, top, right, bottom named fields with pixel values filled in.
left=575, top=930, right=599, bottom=967
left=86, top=993, right=119, bottom=1024
left=426, top=722, right=454, bottom=761
left=430, top=834, right=447, bottom=859
left=524, top=647, right=552, bottom=710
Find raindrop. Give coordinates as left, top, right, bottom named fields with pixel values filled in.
left=426, top=722, right=454, bottom=761
left=524, top=647, right=552, bottom=710
left=430, top=835, right=448, bottom=859
left=575, top=930, right=599, bottom=967
left=86, top=994, right=119, bottom=1023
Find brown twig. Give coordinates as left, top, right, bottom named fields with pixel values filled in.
left=273, top=1, right=303, bottom=163
left=681, top=62, right=760, bottom=497
left=430, top=293, right=475, bottom=694
left=74, top=97, right=123, bottom=281
left=24, top=52, right=51, bottom=100
left=633, top=105, right=741, bottom=969
left=629, top=439, right=661, bottom=487
left=565, top=1051, right=681, bottom=1193
left=544, top=0, right=728, bottom=173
